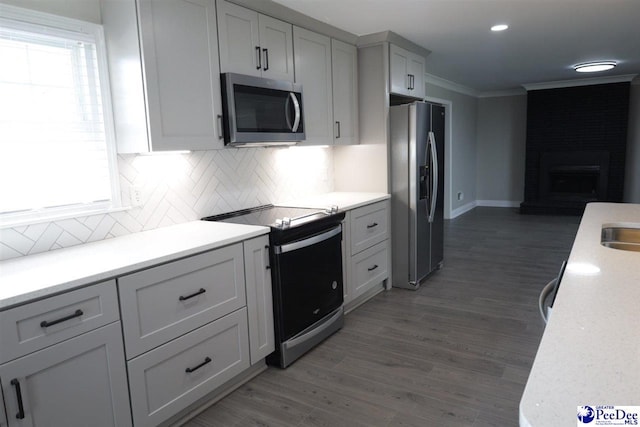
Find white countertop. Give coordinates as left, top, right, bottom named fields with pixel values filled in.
left=0, top=221, right=268, bottom=310
left=519, top=203, right=640, bottom=426
left=277, top=192, right=390, bottom=211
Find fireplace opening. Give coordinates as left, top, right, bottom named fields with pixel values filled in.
left=548, top=165, right=600, bottom=201
left=538, top=151, right=609, bottom=205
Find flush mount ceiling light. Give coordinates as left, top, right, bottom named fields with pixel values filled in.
left=573, top=61, right=617, bottom=73
left=491, top=24, right=509, bottom=32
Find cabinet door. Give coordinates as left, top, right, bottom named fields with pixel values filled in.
left=408, top=52, right=425, bottom=99
left=293, top=26, right=333, bottom=145
left=258, top=15, right=294, bottom=82
left=0, top=323, right=131, bottom=427
left=243, top=235, right=275, bottom=365
left=331, top=39, right=358, bottom=145
left=389, top=44, right=410, bottom=96
left=216, top=0, right=260, bottom=77
left=138, top=0, right=223, bottom=151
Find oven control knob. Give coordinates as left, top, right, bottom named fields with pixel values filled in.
left=331, top=281, right=337, bottom=290
left=275, top=219, right=283, bottom=228
left=282, top=217, right=291, bottom=227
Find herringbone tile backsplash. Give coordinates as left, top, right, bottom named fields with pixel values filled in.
left=0, top=146, right=333, bottom=260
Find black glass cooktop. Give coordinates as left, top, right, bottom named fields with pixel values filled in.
left=202, top=205, right=335, bottom=229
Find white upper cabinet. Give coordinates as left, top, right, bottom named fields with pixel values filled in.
left=258, top=15, right=295, bottom=81
left=217, top=0, right=294, bottom=82
left=101, top=0, right=224, bottom=152
left=389, top=43, right=425, bottom=99
left=331, top=39, right=358, bottom=145
left=293, top=26, right=333, bottom=145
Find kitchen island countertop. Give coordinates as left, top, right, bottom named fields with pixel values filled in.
left=0, top=221, right=268, bottom=310
left=519, top=202, right=640, bottom=426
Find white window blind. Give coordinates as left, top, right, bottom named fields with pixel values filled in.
left=0, top=6, right=120, bottom=226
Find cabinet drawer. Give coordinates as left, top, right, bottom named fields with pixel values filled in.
left=118, top=244, right=246, bottom=359
left=127, top=308, right=250, bottom=427
left=0, top=280, right=119, bottom=363
left=351, top=242, right=389, bottom=300
left=350, top=201, right=389, bottom=254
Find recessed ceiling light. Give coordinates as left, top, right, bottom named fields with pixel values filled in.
left=491, top=24, right=509, bottom=32
left=573, top=61, right=617, bottom=73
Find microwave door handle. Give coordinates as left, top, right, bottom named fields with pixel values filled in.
left=428, top=131, right=438, bottom=223
left=284, top=92, right=293, bottom=130
left=289, top=92, right=301, bottom=132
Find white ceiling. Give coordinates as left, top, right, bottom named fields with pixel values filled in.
left=272, top=0, right=640, bottom=93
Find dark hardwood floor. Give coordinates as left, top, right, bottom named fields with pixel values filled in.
left=183, top=207, right=580, bottom=427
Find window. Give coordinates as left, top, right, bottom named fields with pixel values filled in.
left=0, top=5, right=120, bottom=227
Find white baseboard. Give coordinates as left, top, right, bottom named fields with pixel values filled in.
left=476, top=200, right=522, bottom=208
left=450, top=201, right=477, bottom=218
left=449, top=200, right=522, bottom=219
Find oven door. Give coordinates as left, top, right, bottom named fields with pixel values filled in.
left=273, top=224, right=343, bottom=341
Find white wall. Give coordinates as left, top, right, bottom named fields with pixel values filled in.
left=624, top=79, right=640, bottom=202
left=0, top=147, right=334, bottom=260
left=476, top=95, right=527, bottom=204
left=0, top=0, right=101, bottom=23
left=425, top=83, right=478, bottom=213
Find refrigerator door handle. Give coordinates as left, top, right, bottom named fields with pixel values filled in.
left=428, top=131, right=438, bottom=223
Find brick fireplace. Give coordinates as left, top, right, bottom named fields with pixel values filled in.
left=520, top=83, right=630, bottom=215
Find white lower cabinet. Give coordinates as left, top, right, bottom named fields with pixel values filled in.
left=351, top=242, right=389, bottom=301
left=243, top=236, right=275, bottom=365
left=127, top=309, right=250, bottom=427
left=343, top=200, right=391, bottom=310
left=120, top=238, right=274, bottom=426
left=118, top=244, right=246, bottom=359
left=0, top=322, right=131, bottom=427
left=0, top=235, right=275, bottom=427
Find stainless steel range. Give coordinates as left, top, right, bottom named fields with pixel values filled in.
left=203, top=205, right=345, bottom=368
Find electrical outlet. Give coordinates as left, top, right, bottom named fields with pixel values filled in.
left=130, top=186, right=144, bottom=207
left=457, top=192, right=464, bottom=201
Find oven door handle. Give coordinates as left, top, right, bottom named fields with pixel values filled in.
left=274, top=224, right=341, bottom=254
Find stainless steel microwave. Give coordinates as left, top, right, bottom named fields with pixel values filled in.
left=221, top=73, right=305, bottom=146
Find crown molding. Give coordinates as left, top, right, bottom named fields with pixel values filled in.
left=357, top=31, right=431, bottom=58
left=522, top=74, right=638, bottom=91
left=424, top=73, right=479, bottom=97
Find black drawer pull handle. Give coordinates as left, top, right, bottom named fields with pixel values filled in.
left=366, top=222, right=378, bottom=229
left=185, top=357, right=212, bottom=373
left=368, top=264, right=379, bottom=271
left=40, top=309, right=83, bottom=328
left=11, top=379, right=25, bottom=420
left=179, top=288, right=206, bottom=301
left=265, top=245, right=271, bottom=270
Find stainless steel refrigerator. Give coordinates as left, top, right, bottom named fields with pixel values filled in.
left=390, top=101, right=445, bottom=290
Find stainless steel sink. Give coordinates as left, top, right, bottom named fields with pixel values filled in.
left=601, top=226, right=640, bottom=252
